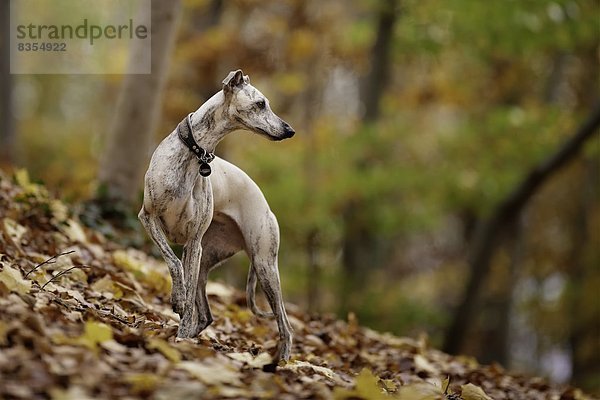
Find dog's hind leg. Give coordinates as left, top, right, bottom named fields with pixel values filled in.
left=138, top=207, right=186, bottom=316
left=193, top=214, right=245, bottom=332
left=248, top=211, right=293, bottom=361
left=247, top=265, right=275, bottom=318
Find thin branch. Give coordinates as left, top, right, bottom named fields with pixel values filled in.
left=96, top=308, right=134, bottom=326
left=41, top=265, right=90, bottom=290
left=51, top=295, right=86, bottom=313
left=25, top=250, right=76, bottom=278
left=443, top=103, right=600, bottom=354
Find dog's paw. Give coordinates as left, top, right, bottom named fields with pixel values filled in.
left=177, top=313, right=213, bottom=338
left=274, top=341, right=291, bottom=362
left=172, top=301, right=185, bottom=316
left=171, top=292, right=186, bottom=316
left=177, top=319, right=195, bottom=338
left=198, top=314, right=213, bottom=332
left=177, top=308, right=200, bottom=338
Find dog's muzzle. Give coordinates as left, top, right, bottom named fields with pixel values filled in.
left=282, top=122, right=295, bottom=139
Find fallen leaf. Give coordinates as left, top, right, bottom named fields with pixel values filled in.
left=62, top=220, right=88, bottom=243
left=381, top=379, right=397, bottom=392
left=91, top=275, right=123, bottom=299
left=49, top=386, right=95, bottom=400
left=2, top=218, right=27, bottom=247
left=226, top=351, right=272, bottom=368
left=147, top=338, right=181, bottom=363
left=85, top=320, right=113, bottom=338
left=396, top=381, right=444, bottom=400
left=442, top=376, right=450, bottom=393
left=125, top=373, right=161, bottom=394
left=50, top=200, right=69, bottom=223
left=284, top=361, right=350, bottom=387
left=354, top=368, right=388, bottom=400
left=75, top=320, right=113, bottom=353
left=0, top=321, right=8, bottom=345
left=14, top=168, right=44, bottom=196
left=0, top=262, right=31, bottom=294
left=152, top=381, right=207, bottom=400
left=113, top=249, right=171, bottom=294
left=461, top=383, right=493, bottom=400
left=414, top=354, right=438, bottom=376
left=178, top=359, right=242, bottom=386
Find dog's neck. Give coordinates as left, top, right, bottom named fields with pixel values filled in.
left=188, top=91, right=236, bottom=154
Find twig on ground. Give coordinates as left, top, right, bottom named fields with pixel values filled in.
left=96, top=308, right=134, bottom=326
left=25, top=250, right=76, bottom=278
left=41, top=265, right=90, bottom=290
left=49, top=293, right=87, bottom=313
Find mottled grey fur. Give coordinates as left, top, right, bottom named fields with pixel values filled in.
left=139, top=69, right=295, bottom=361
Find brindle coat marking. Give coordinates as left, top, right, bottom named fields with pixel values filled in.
left=139, top=69, right=295, bottom=361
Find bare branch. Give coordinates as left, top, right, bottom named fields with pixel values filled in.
left=41, top=265, right=90, bottom=290
left=444, top=103, right=600, bottom=354
left=25, top=250, right=76, bottom=278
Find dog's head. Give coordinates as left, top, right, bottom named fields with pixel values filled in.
left=222, top=69, right=295, bottom=141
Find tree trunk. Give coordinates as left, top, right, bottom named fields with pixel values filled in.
left=478, top=219, right=522, bottom=365
left=443, top=104, right=600, bottom=355
left=568, top=158, right=599, bottom=388
left=306, top=229, right=320, bottom=313
left=340, top=0, right=399, bottom=314
left=191, top=0, right=224, bottom=103
left=362, top=0, right=399, bottom=123
left=340, top=200, right=380, bottom=314
left=304, top=70, right=322, bottom=313
left=98, top=0, right=182, bottom=203
left=0, top=0, right=15, bottom=166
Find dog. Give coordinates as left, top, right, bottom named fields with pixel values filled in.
left=138, top=69, right=295, bottom=361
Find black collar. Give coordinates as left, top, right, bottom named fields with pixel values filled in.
left=177, top=113, right=215, bottom=177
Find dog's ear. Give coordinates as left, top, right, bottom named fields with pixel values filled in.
left=222, top=69, right=247, bottom=92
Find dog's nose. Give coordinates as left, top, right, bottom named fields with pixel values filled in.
left=283, top=122, right=295, bottom=138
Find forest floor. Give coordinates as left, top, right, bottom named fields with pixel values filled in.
left=0, top=170, right=593, bottom=400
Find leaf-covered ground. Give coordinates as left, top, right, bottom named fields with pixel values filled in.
left=0, top=170, right=593, bottom=400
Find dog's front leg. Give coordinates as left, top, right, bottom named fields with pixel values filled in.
left=182, top=243, right=214, bottom=334
left=139, top=208, right=186, bottom=315
left=178, top=238, right=203, bottom=338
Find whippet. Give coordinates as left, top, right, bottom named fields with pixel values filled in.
left=138, top=69, right=295, bottom=361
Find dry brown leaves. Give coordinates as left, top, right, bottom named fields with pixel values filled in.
left=0, top=170, right=593, bottom=400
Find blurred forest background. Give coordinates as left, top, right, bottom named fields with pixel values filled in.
left=0, top=0, right=598, bottom=393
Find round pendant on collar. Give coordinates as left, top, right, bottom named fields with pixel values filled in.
left=199, top=162, right=212, bottom=177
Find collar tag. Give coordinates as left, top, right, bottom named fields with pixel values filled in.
left=199, top=162, right=212, bottom=177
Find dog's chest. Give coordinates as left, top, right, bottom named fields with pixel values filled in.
left=158, top=180, right=212, bottom=243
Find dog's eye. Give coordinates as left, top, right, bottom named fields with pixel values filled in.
left=256, top=100, right=266, bottom=109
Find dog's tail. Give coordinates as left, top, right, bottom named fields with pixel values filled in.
left=246, top=264, right=275, bottom=318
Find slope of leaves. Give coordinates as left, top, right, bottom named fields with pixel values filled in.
left=0, top=170, right=592, bottom=400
